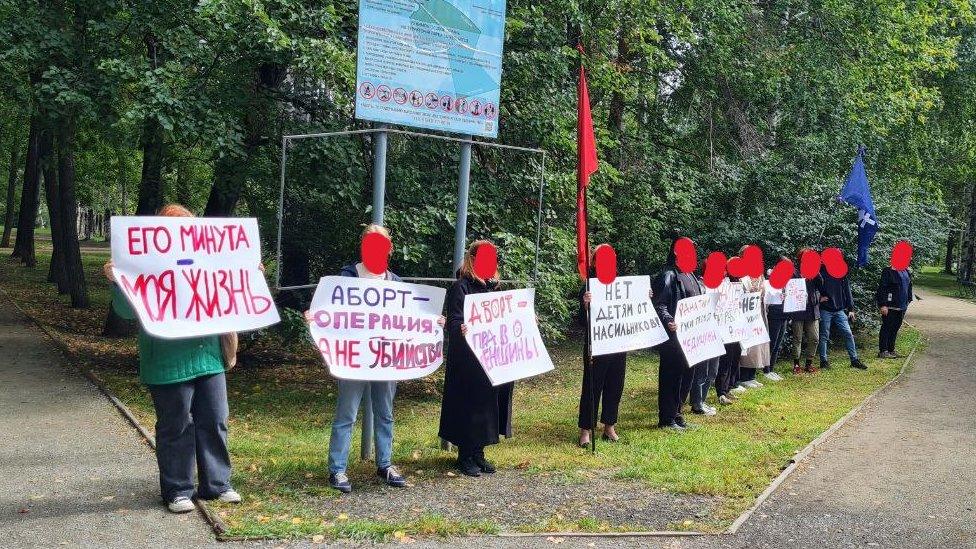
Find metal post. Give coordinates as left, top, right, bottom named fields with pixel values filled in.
left=453, top=136, right=473, bottom=272
left=361, top=124, right=389, bottom=461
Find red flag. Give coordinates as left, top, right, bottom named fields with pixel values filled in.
left=577, top=48, right=598, bottom=280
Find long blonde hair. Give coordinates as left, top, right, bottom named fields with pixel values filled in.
left=157, top=204, right=193, bottom=217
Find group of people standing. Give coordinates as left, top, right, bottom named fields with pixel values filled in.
left=578, top=238, right=914, bottom=437
left=105, top=206, right=915, bottom=511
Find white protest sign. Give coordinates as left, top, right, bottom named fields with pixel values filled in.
left=739, top=291, right=770, bottom=349
left=589, top=276, right=668, bottom=356
left=708, top=280, right=746, bottom=344
left=307, top=276, right=446, bottom=381
left=675, top=294, right=726, bottom=366
left=464, top=288, right=554, bottom=386
left=783, top=278, right=808, bottom=313
left=110, top=216, right=280, bottom=339
left=763, top=280, right=784, bottom=307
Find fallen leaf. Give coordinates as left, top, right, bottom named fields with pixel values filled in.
left=101, top=496, right=115, bottom=501
left=546, top=537, right=564, bottom=544
left=291, top=517, right=303, bottom=525
left=682, top=520, right=693, bottom=526
left=311, top=534, right=325, bottom=544
left=337, top=513, right=349, bottom=521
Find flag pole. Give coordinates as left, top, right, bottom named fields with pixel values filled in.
left=577, top=42, right=596, bottom=455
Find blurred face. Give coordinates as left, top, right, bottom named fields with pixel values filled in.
left=674, top=237, right=698, bottom=274
left=891, top=241, right=913, bottom=270
left=473, top=242, right=498, bottom=280
left=593, top=244, right=617, bottom=284
left=821, top=247, right=848, bottom=278
left=361, top=232, right=392, bottom=275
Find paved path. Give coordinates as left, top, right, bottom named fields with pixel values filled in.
left=0, top=297, right=216, bottom=548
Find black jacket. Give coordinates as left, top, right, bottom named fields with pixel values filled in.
left=438, top=275, right=513, bottom=448
left=876, top=267, right=914, bottom=308
left=651, top=268, right=704, bottom=348
left=818, top=268, right=854, bottom=312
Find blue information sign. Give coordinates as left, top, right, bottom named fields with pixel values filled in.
left=355, top=0, right=507, bottom=138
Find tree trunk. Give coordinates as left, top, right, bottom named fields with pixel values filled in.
left=944, top=229, right=956, bottom=275
left=608, top=24, right=628, bottom=171
left=39, top=130, right=67, bottom=292
left=1, top=141, right=19, bottom=247
left=11, top=117, right=42, bottom=266
left=135, top=115, right=166, bottom=215
left=961, top=182, right=976, bottom=283
left=204, top=63, right=286, bottom=217
left=56, top=122, right=89, bottom=308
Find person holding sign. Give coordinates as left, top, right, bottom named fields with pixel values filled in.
left=438, top=241, right=514, bottom=477
left=102, top=204, right=245, bottom=513
left=309, top=225, right=445, bottom=494
left=652, top=237, right=709, bottom=431
left=763, top=257, right=791, bottom=381
left=738, top=265, right=772, bottom=385
left=787, top=248, right=823, bottom=374
left=578, top=245, right=661, bottom=446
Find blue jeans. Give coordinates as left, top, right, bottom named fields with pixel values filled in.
left=818, top=310, right=858, bottom=362
left=690, top=357, right=719, bottom=410
left=328, top=379, right=396, bottom=474
left=147, top=373, right=231, bottom=502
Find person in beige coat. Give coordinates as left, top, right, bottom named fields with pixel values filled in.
left=738, top=272, right=773, bottom=387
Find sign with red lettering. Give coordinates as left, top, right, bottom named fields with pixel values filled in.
left=463, top=288, right=554, bottom=386
left=589, top=276, right=668, bottom=356
left=739, top=291, right=770, bottom=349
left=110, top=216, right=280, bottom=338
left=307, top=276, right=447, bottom=381
left=783, top=278, right=808, bottom=313
left=674, top=294, right=725, bottom=366
left=707, top=279, right=746, bottom=344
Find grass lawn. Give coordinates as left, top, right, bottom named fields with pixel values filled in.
left=0, top=250, right=921, bottom=542
left=914, top=266, right=976, bottom=302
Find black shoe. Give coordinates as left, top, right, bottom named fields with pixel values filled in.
left=456, top=456, right=481, bottom=477
left=851, top=359, right=868, bottom=370
left=659, top=422, right=686, bottom=432
left=329, top=472, right=352, bottom=493
left=377, top=465, right=407, bottom=487
left=820, top=359, right=831, bottom=370
left=473, top=455, right=496, bottom=474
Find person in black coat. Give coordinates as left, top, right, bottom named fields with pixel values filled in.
left=786, top=248, right=823, bottom=374
left=652, top=237, right=708, bottom=431
left=438, top=240, right=513, bottom=477
left=876, top=265, right=914, bottom=358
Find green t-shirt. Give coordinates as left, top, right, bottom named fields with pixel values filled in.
left=112, top=286, right=225, bottom=385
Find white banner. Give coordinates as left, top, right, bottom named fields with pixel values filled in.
left=110, top=216, right=280, bottom=339
left=307, top=276, right=446, bottom=381
left=589, top=276, right=669, bottom=356
left=464, top=288, right=554, bottom=386
left=739, top=291, right=770, bottom=349
left=675, top=294, right=726, bottom=366
left=783, top=278, right=808, bottom=313
left=708, top=280, right=746, bottom=344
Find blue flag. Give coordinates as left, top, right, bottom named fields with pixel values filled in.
left=838, top=146, right=878, bottom=266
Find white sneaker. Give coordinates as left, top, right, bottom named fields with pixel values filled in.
left=718, top=395, right=734, bottom=405
left=217, top=489, right=242, bottom=503
left=730, top=385, right=747, bottom=394
left=703, top=404, right=717, bottom=415
left=167, top=497, right=195, bottom=513
left=745, top=380, right=763, bottom=388
left=763, top=372, right=780, bottom=381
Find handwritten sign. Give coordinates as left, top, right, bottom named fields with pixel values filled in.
left=708, top=280, right=746, bottom=344
left=307, top=276, right=446, bottom=381
left=589, top=276, right=668, bottom=356
left=110, top=216, right=280, bottom=339
left=675, top=294, right=725, bottom=366
left=739, top=291, right=770, bottom=349
left=763, top=280, right=784, bottom=307
left=464, top=288, right=554, bottom=386
left=783, top=278, right=808, bottom=313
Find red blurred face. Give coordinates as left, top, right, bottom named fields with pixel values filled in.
left=361, top=232, right=392, bottom=275
left=799, top=249, right=822, bottom=280
left=674, top=237, right=698, bottom=274
left=821, top=247, right=848, bottom=278
left=741, top=245, right=764, bottom=279
left=726, top=256, right=748, bottom=279
left=769, top=259, right=795, bottom=290
left=891, top=241, right=913, bottom=270
left=593, top=244, right=617, bottom=284
left=473, top=242, right=498, bottom=280
left=703, top=251, right=728, bottom=289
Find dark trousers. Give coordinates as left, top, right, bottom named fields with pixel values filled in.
left=715, top=343, right=741, bottom=397
left=879, top=309, right=906, bottom=353
left=739, top=367, right=756, bottom=382
left=766, top=317, right=788, bottom=373
left=148, top=372, right=231, bottom=502
left=578, top=353, right=626, bottom=429
left=658, top=344, right=692, bottom=426
left=457, top=445, right=486, bottom=460
left=690, top=357, right=719, bottom=410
